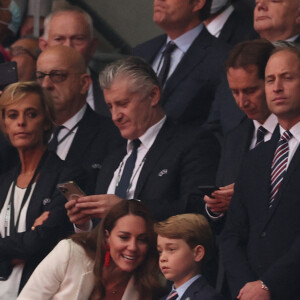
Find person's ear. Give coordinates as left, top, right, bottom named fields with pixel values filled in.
left=79, top=74, right=92, bottom=95
left=149, top=86, right=161, bottom=107
left=193, top=245, right=205, bottom=262
left=296, top=7, right=300, bottom=26
left=39, top=36, right=48, bottom=51
left=192, top=0, right=206, bottom=13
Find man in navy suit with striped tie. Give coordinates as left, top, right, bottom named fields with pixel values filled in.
left=221, top=42, right=300, bottom=300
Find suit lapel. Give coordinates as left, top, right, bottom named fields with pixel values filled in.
left=0, top=170, right=15, bottom=212
left=219, top=9, right=236, bottom=42
left=163, top=28, right=215, bottom=102
left=65, top=107, right=97, bottom=163
left=75, top=271, right=94, bottom=300
left=134, top=120, right=175, bottom=197
left=142, top=35, right=166, bottom=64
left=180, top=276, right=206, bottom=299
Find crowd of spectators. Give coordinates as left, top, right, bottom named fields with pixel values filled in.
left=0, top=0, right=300, bottom=299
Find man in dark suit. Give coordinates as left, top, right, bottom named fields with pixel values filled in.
left=39, top=5, right=110, bottom=117
left=254, top=0, right=300, bottom=43
left=132, top=0, right=232, bottom=126
left=204, top=0, right=258, bottom=46
left=66, top=56, right=220, bottom=228
left=221, top=43, right=300, bottom=299
left=36, top=45, right=123, bottom=188
left=205, top=40, right=277, bottom=220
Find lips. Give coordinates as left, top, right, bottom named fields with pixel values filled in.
left=121, top=254, right=137, bottom=262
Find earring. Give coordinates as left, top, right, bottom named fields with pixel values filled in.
left=104, top=244, right=110, bottom=267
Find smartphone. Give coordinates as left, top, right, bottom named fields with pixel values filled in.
left=57, top=181, right=86, bottom=201
left=0, top=62, right=18, bottom=90
left=197, top=185, right=219, bottom=197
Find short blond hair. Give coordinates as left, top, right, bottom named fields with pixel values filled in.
left=0, top=81, right=55, bottom=144
left=155, top=214, right=213, bottom=261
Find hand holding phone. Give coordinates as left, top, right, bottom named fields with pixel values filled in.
left=197, top=185, right=219, bottom=197
left=57, top=181, right=86, bottom=201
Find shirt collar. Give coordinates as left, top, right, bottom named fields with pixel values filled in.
left=166, top=23, right=203, bottom=53
left=286, top=34, right=300, bottom=42
left=63, top=104, right=87, bottom=131
left=206, top=5, right=234, bottom=37
left=173, top=274, right=201, bottom=299
left=280, top=121, right=300, bottom=143
left=127, top=116, right=166, bottom=152
left=253, top=113, right=278, bottom=134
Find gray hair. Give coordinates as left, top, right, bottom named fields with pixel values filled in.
left=99, top=56, right=161, bottom=98
left=270, top=40, right=300, bottom=62
left=43, top=5, right=93, bottom=40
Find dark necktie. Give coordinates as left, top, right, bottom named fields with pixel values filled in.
left=167, top=290, right=178, bottom=300
left=255, top=126, right=268, bottom=147
left=269, top=130, right=292, bottom=207
left=48, top=126, right=64, bottom=152
left=115, top=139, right=141, bottom=199
left=158, top=41, right=177, bottom=86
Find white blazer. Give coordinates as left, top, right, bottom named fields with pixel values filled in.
left=18, top=239, right=139, bottom=300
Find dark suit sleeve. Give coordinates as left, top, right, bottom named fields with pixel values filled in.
left=220, top=167, right=258, bottom=298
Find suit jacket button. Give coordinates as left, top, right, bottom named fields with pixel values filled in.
left=260, top=232, right=266, bottom=238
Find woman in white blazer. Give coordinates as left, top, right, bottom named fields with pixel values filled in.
left=18, top=200, right=164, bottom=300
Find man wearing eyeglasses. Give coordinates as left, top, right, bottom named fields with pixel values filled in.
left=36, top=45, right=124, bottom=188
left=9, top=36, right=40, bottom=81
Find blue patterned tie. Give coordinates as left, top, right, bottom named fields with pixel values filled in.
left=115, top=139, right=141, bottom=199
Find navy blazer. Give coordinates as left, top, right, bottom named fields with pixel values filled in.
left=0, top=152, right=85, bottom=293
left=133, top=27, right=231, bottom=125
left=95, top=120, right=220, bottom=221
left=221, top=127, right=300, bottom=299
left=159, top=277, right=225, bottom=300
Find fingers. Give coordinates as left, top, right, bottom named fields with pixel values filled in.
left=32, top=211, right=50, bottom=228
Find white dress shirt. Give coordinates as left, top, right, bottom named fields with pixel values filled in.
left=206, top=5, right=234, bottom=37
left=279, top=121, right=300, bottom=168
left=250, top=113, right=278, bottom=150
left=55, top=104, right=87, bottom=160
left=152, top=24, right=203, bottom=82
left=107, top=116, right=166, bottom=199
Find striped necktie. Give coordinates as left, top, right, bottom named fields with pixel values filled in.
left=270, top=130, right=292, bottom=207
left=167, top=289, right=178, bottom=300
left=255, top=126, right=268, bottom=147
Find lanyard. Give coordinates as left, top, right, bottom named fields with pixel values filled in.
left=4, top=150, right=49, bottom=236
left=57, top=121, right=81, bottom=147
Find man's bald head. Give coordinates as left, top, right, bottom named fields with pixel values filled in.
left=36, top=45, right=91, bottom=125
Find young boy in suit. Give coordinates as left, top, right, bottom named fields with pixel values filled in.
left=155, top=214, right=225, bottom=300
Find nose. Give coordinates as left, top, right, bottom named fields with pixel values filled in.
left=127, top=238, right=137, bottom=251
left=273, top=78, right=283, bottom=93
left=40, top=74, right=54, bottom=90
left=236, top=93, right=249, bottom=109
left=255, top=0, right=267, bottom=10
left=17, top=114, right=26, bottom=127
left=159, top=251, right=167, bottom=262
left=111, top=107, right=122, bottom=123
left=62, top=39, right=72, bottom=48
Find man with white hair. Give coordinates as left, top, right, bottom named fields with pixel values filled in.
left=39, top=6, right=110, bottom=116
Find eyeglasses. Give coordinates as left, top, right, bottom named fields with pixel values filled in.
left=35, top=70, right=68, bottom=83
left=9, top=46, right=37, bottom=60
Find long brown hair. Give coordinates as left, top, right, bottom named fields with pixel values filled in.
left=72, top=200, right=162, bottom=300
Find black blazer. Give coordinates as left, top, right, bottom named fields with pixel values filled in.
left=95, top=120, right=220, bottom=221
left=61, top=105, right=124, bottom=188
left=217, top=5, right=258, bottom=46
left=221, top=127, right=300, bottom=299
left=216, top=117, right=254, bottom=186
left=0, top=152, right=86, bottom=292
left=159, top=276, right=225, bottom=300
left=133, top=27, right=230, bottom=125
